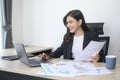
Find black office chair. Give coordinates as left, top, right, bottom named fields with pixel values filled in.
left=87, top=23, right=110, bottom=62
left=98, top=36, right=110, bottom=56
left=87, top=23, right=104, bottom=35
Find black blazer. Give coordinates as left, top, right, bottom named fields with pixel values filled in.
left=49, top=31, right=105, bottom=62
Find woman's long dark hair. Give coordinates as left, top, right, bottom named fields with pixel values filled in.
left=63, top=9, right=91, bottom=42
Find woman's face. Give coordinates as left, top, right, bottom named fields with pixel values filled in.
left=66, top=16, right=82, bottom=33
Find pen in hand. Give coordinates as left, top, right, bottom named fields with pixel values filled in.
left=38, top=53, right=49, bottom=61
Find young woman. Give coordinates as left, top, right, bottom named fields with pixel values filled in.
left=39, top=9, right=104, bottom=62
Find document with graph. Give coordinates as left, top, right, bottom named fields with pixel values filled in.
left=74, top=40, right=105, bottom=61
left=38, top=61, right=112, bottom=77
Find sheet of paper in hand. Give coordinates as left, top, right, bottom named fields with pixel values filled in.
left=74, top=40, right=105, bottom=61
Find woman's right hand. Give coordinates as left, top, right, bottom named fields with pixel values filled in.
left=38, top=53, right=50, bottom=61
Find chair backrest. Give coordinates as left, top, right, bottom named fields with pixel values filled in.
left=87, top=23, right=104, bottom=35
left=98, top=36, right=110, bottom=56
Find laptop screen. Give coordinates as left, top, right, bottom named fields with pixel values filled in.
left=14, top=43, right=31, bottom=66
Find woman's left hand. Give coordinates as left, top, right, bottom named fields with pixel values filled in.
left=91, top=54, right=100, bottom=62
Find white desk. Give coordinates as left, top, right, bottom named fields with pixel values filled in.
left=0, top=58, right=120, bottom=80
left=0, top=46, right=52, bottom=56
left=0, top=47, right=120, bottom=80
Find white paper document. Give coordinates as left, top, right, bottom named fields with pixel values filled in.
left=74, top=40, right=105, bottom=61
left=37, top=61, right=112, bottom=77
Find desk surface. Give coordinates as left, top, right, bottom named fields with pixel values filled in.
left=0, top=58, right=120, bottom=80
left=0, top=46, right=52, bottom=56
left=0, top=47, right=120, bottom=80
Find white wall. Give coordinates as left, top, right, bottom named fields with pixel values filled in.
left=12, top=0, right=23, bottom=43
left=12, top=0, right=120, bottom=62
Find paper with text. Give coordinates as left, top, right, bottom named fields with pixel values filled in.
left=38, top=61, right=95, bottom=77
left=74, top=40, right=105, bottom=61
left=38, top=61, right=112, bottom=77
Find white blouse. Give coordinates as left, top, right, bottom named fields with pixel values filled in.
left=72, top=35, right=84, bottom=58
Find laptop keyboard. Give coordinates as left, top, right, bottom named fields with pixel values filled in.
left=29, top=58, right=41, bottom=64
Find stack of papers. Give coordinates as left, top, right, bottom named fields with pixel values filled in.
left=38, top=61, right=112, bottom=77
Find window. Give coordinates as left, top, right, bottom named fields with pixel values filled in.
left=0, top=0, right=3, bottom=51
left=0, top=6, right=2, bottom=51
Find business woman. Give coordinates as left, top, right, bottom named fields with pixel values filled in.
left=39, top=9, right=104, bottom=62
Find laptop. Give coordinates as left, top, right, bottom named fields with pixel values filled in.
left=14, top=42, right=50, bottom=67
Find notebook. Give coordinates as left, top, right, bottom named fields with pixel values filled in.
left=14, top=42, right=50, bottom=67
